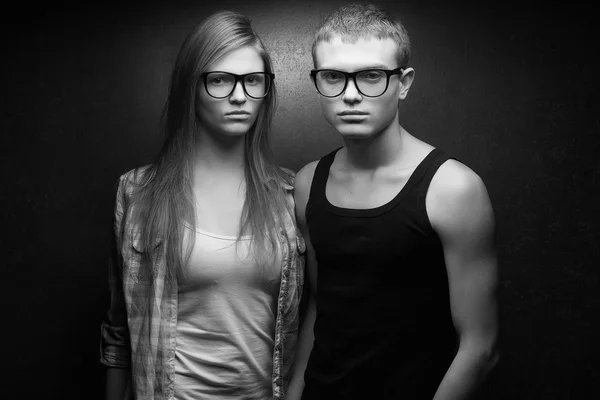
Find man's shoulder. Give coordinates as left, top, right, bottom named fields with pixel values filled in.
left=431, top=158, right=486, bottom=197
left=295, top=147, right=343, bottom=192
left=295, top=160, right=320, bottom=195
left=428, top=158, right=493, bottom=230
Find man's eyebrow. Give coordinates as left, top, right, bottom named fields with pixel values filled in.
left=362, top=64, right=391, bottom=69
left=320, top=64, right=392, bottom=70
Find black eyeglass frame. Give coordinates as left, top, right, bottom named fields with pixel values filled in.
left=201, top=71, right=275, bottom=99
left=310, top=67, right=406, bottom=98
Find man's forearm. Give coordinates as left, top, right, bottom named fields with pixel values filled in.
left=286, top=298, right=317, bottom=400
left=432, top=344, right=499, bottom=400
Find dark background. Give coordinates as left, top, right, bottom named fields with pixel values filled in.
left=2, top=0, right=598, bottom=398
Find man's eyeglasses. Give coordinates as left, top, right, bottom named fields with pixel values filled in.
left=310, top=67, right=405, bottom=98
left=201, top=71, right=274, bottom=99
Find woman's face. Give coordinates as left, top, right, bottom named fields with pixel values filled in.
left=196, top=46, right=267, bottom=138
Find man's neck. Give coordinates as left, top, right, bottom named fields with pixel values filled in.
left=342, top=124, right=406, bottom=171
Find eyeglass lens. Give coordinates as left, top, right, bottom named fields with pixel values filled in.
left=315, top=70, right=389, bottom=97
left=205, top=72, right=270, bottom=99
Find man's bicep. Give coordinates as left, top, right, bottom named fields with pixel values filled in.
left=429, top=164, right=498, bottom=342
left=439, top=177, right=498, bottom=343
left=445, top=242, right=498, bottom=344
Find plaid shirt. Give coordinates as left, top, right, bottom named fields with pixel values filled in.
left=100, top=168, right=306, bottom=399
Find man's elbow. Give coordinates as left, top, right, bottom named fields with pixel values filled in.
left=473, top=340, right=500, bottom=379
left=460, top=337, right=500, bottom=379
left=483, top=343, right=500, bottom=375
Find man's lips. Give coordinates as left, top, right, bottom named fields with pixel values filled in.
left=338, top=110, right=368, bottom=116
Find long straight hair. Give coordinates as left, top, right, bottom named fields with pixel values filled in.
left=131, top=10, right=292, bottom=286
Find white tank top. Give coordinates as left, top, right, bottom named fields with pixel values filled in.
left=174, top=226, right=282, bottom=400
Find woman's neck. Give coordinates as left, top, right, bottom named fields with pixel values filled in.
left=193, top=129, right=247, bottom=184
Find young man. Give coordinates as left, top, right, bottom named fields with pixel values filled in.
left=287, top=3, right=499, bottom=400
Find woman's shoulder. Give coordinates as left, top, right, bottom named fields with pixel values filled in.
left=118, top=165, right=154, bottom=192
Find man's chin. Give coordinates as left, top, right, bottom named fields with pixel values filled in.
left=336, top=125, right=375, bottom=140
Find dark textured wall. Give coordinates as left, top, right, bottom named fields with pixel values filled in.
left=2, top=0, right=598, bottom=398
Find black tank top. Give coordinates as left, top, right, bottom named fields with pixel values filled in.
left=302, top=147, right=458, bottom=400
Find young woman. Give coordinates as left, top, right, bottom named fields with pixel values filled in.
left=100, top=11, right=305, bottom=400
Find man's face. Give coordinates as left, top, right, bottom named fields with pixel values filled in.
left=313, top=35, right=409, bottom=140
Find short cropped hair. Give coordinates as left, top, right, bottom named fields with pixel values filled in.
left=311, top=3, right=411, bottom=68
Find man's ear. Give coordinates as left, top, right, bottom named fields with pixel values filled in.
left=398, top=67, right=415, bottom=100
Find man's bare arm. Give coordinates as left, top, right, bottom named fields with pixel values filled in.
left=428, top=160, right=500, bottom=400
left=286, top=161, right=319, bottom=400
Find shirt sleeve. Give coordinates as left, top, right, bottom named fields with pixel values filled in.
left=99, top=174, right=131, bottom=369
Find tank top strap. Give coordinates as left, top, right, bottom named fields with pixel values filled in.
left=415, top=148, right=453, bottom=185
left=411, top=148, right=458, bottom=209
left=308, top=147, right=342, bottom=207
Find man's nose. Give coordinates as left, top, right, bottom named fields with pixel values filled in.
left=342, top=77, right=362, bottom=103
